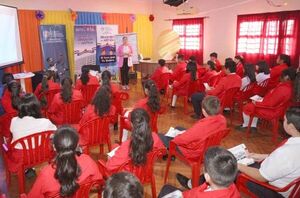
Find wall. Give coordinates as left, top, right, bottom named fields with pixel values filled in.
left=0, top=0, right=152, bottom=14
left=152, top=0, right=300, bottom=63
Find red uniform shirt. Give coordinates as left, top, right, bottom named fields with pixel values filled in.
left=1, top=90, right=17, bottom=114
left=173, top=114, right=227, bottom=160
left=173, top=73, right=192, bottom=96
left=268, top=64, right=288, bottom=89
left=215, top=59, right=222, bottom=72
left=151, top=66, right=171, bottom=90
left=201, top=70, right=218, bottom=83
left=105, top=133, right=164, bottom=172
left=236, top=62, right=244, bottom=78
left=27, top=154, right=102, bottom=198
left=75, top=74, right=99, bottom=90
left=34, top=80, right=60, bottom=98
left=47, top=89, right=84, bottom=125
left=207, top=74, right=241, bottom=100
left=243, top=81, right=293, bottom=119
left=172, top=62, right=186, bottom=81
left=183, top=183, right=241, bottom=198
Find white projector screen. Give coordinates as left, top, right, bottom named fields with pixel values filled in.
left=0, top=4, right=23, bottom=68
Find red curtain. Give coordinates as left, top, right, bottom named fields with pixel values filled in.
left=173, top=18, right=204, bottom=64
left=236, top=10, right=300, bottom=67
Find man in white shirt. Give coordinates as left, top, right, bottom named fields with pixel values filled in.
left=238, top=106, right=300, bottom=197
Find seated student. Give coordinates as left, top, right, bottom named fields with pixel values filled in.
left=34, top=70, right=60, bottom=107
left=236, top=68, right=296, bottom=132
left=1, top=72, right=14, bottom=96
left=27, top=126, right=102, bottom=198
left=158, top=147, right=240, bottom=198
left=234, top=55, right=244, bottom=78
left=238, top=107, right=300, bottom=198
left=159, top=96, right=226, bottom=160
left=268, top=54, right=290, bottom=89
left=255, top=60, right=270, bottom=84
left=210, top=52, right=222, bottom=72
left=171, top=54, right=186, bottom=82
left=103, top=172, right=144, bottom=198
left=151, top=59, right=172, bottom=93
left=78, top=86, right=116, bottom=146
left=200, top=61, right=218, bottom=83
left=75, top=66, right=99, bottom=90
left=105, top=108, right=164, bottom=172
left=6, top=93, right=57, bottom=173
left=101, top=70, right=120, bottom=96
left=190, top=60, right=241, bottom=119
left=0, top=81, right=21, bottom=139
left=240, top=64, right=256, bottom=90
left=171, top=61, right=197, bottom=108
left=48, top=77, right=84, bottom=125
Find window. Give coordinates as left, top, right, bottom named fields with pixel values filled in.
left=173, top=23, right=202, bottom=50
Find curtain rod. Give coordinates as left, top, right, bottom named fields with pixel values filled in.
left=164, top=16, right=209, bottom=21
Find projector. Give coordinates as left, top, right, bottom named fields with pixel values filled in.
left=163, top=0, right=188, bottom=7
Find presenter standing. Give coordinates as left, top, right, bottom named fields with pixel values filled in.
left=117, top=36, right=133, bottom=90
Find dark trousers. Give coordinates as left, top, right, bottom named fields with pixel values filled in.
left=191, top=92, right=206, bottom=116
left=158, top=126, right=186, bottom=154
left=120, top=58, right=129, bottom=85
left=158, top=184, right=182, bottom=198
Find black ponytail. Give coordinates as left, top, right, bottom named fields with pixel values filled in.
left=8, top=81, right=21, bottom=110
left=61, top=77, right=73, bottom=103
left=101, top=70, right=112, bottom=94
left=53, top=126, right=81, bottom=197
left=80, top=67, right=90, bottom=85
left=40, top=70, right=56, bottom=107
left=186, top=61, right=197, bottom=81
left=144, top=80, right=160, bottom=113
left=130, top=108, right=153, bottom=165
left=92, top=86, right=111, bottom=117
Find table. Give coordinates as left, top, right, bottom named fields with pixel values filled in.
left=134, top=60, right=177, bottom=77
left=13, top=72, right=35, bottom=92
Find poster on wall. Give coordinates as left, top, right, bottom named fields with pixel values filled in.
left=74, top=25, right=97, bottom=75
left=40, top=25, right=70, bottom=81
left=115, top=33, right=139, bottom=66
left=96, top=25, right=118, bottom=80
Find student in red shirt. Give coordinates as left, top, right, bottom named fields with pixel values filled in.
left=236, top=68, right=296, bottom=132
left=171, top=54, right=186, bottom=82
left=268, top=54, right=290, bottom=89
left=151, top=59, right=171, bottom=93
left=234, top=55, right=244, bottom=78
left=103, top=172, right=144, bottom=198
left=210, top=52, right=222, bottom=72
left=171, top=61, right=197, bottom=108
left=159, top=96, right=227, bottom=160
left=27, top=126, right=102, bottom=198
left=191, top=60, right=241, bottom=119
left=158, top=147, right=240, bottom=198
left=34, top=70, right=60, bottom=107
left=105, top=108, right=164, bottom=172
left=48, top=77, right=84, bottom=125
left=75, top=66, right=99, bottom=90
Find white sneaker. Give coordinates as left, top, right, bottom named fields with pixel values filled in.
left=122, top=86, right=126, bottom=90
left=126, top=85, right=130, bottom=90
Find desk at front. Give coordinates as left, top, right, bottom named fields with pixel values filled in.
left=134, top=60, right=177, bottom=78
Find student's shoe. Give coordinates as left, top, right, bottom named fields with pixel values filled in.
left=176, top=173, right=191, bottom=189
left=114, top=123, right=118, bottom=131
left=126, top=85, right=130, bottom=90
left=190, top=114, right=200, bottom=120
left=122, top=86, right=126, bottom=90
left=251, top=127, right=258, bottom=132
left=235, top=125, right=247, bottom=132
left=170, top=105, right=175, bottom=109
left=162, top=154, right=176, bottom=161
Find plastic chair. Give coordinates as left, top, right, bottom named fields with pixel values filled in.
left=234, top=83, right=255, bottom=118
left=98, top=148, right=166, bottom=198
left=113, top=92, right=129, bottom=115
left=164, top=128, right=230, bottom=188
left=80, top=84, right=99, bottom=106
left=253, top=78, right=269, bottom=97
left=78, top=116, right=112, bottom=155
left=237, top=173, right=300, bottom=198
left=2, top=131, right=54, bottom=194
left=38, top=88, right=61, bottom=109
left=220, top=87, right=240, bottom=125
left=62, top=100, right=84, bottom=124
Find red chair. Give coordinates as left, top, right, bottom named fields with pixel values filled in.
left=253, top=78, right=269, bottom=97
left=2, top=131, right=54, bottom=194
left=98, top=148, right=166, bottom=198
left=164, top=128, right=230, bottom=188
left=62, top=100, right=84, bottom=124
left=234, top=83, right=255, bottom=118
left=78, top=116, right=112, bottom=155
left=246, top=101, right=290, bottom=143
left=113, top=92, right=129, bottom=115
left=80, top=84, right=99, bottom=106
left=157, top=73, right=172, bottom=103
left=38, top=88, right=61, bottom=117
left=237, top=173, right=300, bottom=198
left=220, top=87, right=240, bottom=125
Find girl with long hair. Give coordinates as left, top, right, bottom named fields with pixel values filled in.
left=256, top=60, right=270, bottom=84
left=75, top=66, right=99, bottom=90
left=48, top=77, right=84, bottom=125
left=241, top=64, right=256, bottom=90
left=27, top=126, right=102, bottom=197
left=106, top=108, right=164, bottom=172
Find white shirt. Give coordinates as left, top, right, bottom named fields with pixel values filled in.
left=259, top=137, right=300, bottom=197
left=10, top=116, right=57, bottom=149
left=256, top=72, right=270, bottom=85
left=123, top=45, right=130, bottom=58
left=241, top=76, right=251, bottom=90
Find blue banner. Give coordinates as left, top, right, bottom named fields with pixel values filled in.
left=40, top=25, right=70, bottom=81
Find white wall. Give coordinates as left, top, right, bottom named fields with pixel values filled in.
left=152, top=0, right=300, bottom=63
left=0, top=0, right=152, bottom=14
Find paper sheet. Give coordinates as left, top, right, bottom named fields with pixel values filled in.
left=165, top=127, right=185, bottom=138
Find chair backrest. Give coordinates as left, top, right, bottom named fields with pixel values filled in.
left=80, top=84, right=99, bottom=105
left=220, top=87, right=240, bottom=110
left=113, top=92, right=129, bottom=115
left=78, top=116, right=111, bottom=146
left=288, top=177, right=300, bottom=198
left=38, top=88, right=61, bottom=109
left=62, top=100, right=83, bottom=124
left=239, top=83, right=255, bottom=101
left=149, top=106, right=166, bottom=133
left=254, top=78, right=270, bottom=96
left=116, top=149, right=165, bottom=184
left=208, top=74, right=222, bottom=87
left=9, top=131, right=54, bottom=167
left=158, top=72, right=172, bottom=91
